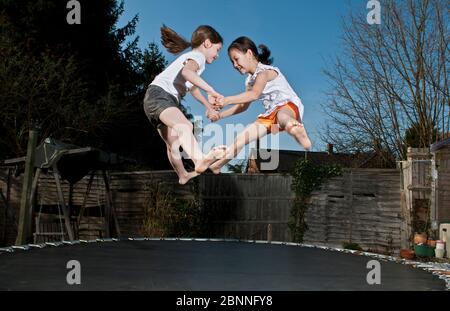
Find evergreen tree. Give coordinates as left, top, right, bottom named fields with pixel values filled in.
left=0, top=0, right=172, bottom=169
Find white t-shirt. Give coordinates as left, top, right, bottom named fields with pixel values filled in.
left=246, top=63, right=304, bottom=120
left=151, top=50, right=206, bottom=102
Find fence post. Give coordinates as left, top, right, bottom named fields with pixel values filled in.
left=15, top=130, right=38, bottom=245
left=267, top=224, right=272, bottom=243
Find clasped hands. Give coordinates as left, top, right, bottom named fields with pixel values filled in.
left=206, top=91, right=227, bottom=122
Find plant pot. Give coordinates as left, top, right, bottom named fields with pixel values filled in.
left=400, top=249, right=415, bottom=260
left=414, top=233, right=427, bottom=245
left=414, top=244, right=435, bottom=257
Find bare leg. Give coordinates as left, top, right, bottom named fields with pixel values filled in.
left=159, top=107, right=226, bottom=173
left=158, top=125, right=198, bottom=185
left=209, top=123, right=268, bottom=174
left=277, top=107, right=312, bottom=150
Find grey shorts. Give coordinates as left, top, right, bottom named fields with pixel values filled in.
left=143, top=85, right=179, bottom=127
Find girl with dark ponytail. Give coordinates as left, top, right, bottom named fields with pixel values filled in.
left=207, top=36, right=312, bottom=174
left=143, top=25, right=226, bottom=184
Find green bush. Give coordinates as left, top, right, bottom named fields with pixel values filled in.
left=140, top=179, right=203, bottom=238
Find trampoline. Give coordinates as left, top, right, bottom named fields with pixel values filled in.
left=0, top=239, right=447, bottom=291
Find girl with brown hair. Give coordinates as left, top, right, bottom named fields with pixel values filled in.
left=143, top=25, right=225, bottom=184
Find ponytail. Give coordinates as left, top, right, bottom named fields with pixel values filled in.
left=160, top=24, right=223, bottom=55
left=228, top=36, right=274, bottom=65
left=160, top=24, right=191, bottom=54
left=257, top=44, right=273, bottom=65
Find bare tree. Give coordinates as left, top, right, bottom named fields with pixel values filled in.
left=322, top=0, right=449, bottom=163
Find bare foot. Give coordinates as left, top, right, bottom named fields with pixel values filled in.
left=287, top=122, right=312, bottom=151
left=209, top=165, right=222, bottom=175
left=179, top=171, right=199, bottom=185
left=195, top=146, right=227, bottom=174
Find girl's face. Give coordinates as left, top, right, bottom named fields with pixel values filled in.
left=228, top=48, right=254, bottom=75
left=204, top=40, right=222, bottom=64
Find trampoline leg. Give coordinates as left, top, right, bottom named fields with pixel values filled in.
left=53, top=166, right=75, bottom=241
left=29, top=168, right=41, bottom=243
left=102, top=170, right=121, bottom=238
left=78, top=170, right=95, bottom=226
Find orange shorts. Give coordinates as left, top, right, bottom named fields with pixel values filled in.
left=255, top=102, right=300, bottom=133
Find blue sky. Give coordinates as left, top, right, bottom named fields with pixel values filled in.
left=118, top=0, right=368, bottom=154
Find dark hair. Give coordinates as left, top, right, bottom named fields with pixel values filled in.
left=160, top=25, right=223, bottom=55
left=227, top=36, right=273, bottom=65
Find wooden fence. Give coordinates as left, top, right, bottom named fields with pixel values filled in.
left=109, top=171, right=194, bottom=236
left=200, top=174, right=294, bottom=242
left=201, top=170, right=402, bottom=254
left=0, top=168, right=20, bottom=245
left=304, top=169, right=401, bottom=253
left=433, top=147, right=450, bottom=222
left=1, top=168, right=403, bottom=253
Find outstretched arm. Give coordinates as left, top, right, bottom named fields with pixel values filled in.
left=215, top=70, right=277, bottom=108
left=191, top=86, right=214, bottom=110
left=213, top=84, right=253, bottom=121
left=182, top=59, right=222, bottom=99
left=219, top=102, right=251, bottom=119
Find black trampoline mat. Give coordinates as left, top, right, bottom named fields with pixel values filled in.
left=0, top=240, right=446, bottom=291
